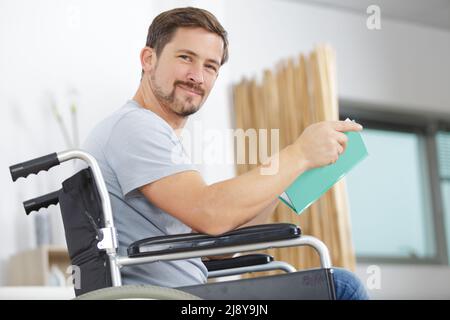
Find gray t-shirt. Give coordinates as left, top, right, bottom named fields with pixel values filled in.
left=80, top=99, right=208, bottom=287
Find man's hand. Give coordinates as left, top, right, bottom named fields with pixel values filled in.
left=292, top=120, right=363, bottom=170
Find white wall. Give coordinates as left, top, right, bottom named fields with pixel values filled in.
left=1, top=0, right=450, bottom=298
left=0, top=0, right=143, bottom=283
left=0, top=0, right=234, bottom=285
left=226, top=0, right=450, bottom=113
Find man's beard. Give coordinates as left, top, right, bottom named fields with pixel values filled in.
left=150, top=72, right=205, bottom=117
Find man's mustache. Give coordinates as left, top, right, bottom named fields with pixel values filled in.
left=174, top=80, right=205, bottom=96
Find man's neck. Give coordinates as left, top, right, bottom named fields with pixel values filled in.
left=133, top=83, right=187, bottom=133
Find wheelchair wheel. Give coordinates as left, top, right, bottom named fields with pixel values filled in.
left=74, top=284, right=202, bottom=300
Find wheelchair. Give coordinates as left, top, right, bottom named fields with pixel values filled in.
left=10, top=149, right=336, bottom=300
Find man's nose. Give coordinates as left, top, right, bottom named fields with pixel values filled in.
left=187, top=64, right=204, bottom=84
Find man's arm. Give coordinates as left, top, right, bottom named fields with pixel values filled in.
left=140, top=145, right=301, bottom=236
left=201, top=199, right=279, bottom=261
left=139, top=120, right=362, bottom=236
left=193, top=198, right=278, bottom=233
left=238, top=198, right=279, bottom=229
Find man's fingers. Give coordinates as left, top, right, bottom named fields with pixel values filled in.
left=339, top=139, right=347, bottom=154
left=335, top=132, right=348, bottom=144
left=337, top=144, right=344, bottom=155
left=332, top=120, right=363, bottom=132
left=333, top=131, right=348, bottom=157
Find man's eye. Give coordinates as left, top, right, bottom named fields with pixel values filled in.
left=206, top=65, right=217, bottom=73
left=179, top=55, right=190, bottom=61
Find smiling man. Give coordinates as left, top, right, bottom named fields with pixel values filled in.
left=81, top=7, right=369, bottom=300
left=137, top=29, right=220, bottom=119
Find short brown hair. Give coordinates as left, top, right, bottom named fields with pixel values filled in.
left=144, top=7, right=228, bottom=72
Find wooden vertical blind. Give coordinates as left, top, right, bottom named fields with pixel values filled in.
left=233, top=45, right=356, bottom=274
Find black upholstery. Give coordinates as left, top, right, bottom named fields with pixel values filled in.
left=203, top=254, right=274, bottom=272
left=128, top=223, right=300, bottom=257
left=59, top=168, right=112, bottom=296
left=180, top=268, right=336, bottom=300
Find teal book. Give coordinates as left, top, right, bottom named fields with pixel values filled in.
left=279, top=129, right=368, bottom=214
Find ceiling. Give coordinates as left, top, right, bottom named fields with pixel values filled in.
left=290, top=0, right=450, bottom=31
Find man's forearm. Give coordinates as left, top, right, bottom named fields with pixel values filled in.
left=201, top=145, right=307, bottom=234
left=202, top=199, right=279, bottom=261
left=238, top=198, right=279, bottom=229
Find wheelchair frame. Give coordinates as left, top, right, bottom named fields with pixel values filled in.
left=10, top=149, right=335, bottom=299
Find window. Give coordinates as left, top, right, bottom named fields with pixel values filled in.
left=346, top=128, right=435, bottom=260
left=341, top=101, right=450, bottom=264
left=437, top=131, right=450, bottom=264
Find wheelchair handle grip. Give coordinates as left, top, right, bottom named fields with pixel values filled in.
left=23, top=190, right=60, bottom=215
left=9, top=152, right=60, bottom=181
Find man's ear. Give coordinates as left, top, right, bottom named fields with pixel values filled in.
left=140, top=46, right=156, bottom=74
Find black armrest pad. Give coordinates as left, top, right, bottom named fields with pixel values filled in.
left=128, top=223, right=301, bottom=258
left=203, top=254, right=274, bottom=272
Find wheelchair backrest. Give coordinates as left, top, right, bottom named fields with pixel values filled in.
left=59, top=168, right=112, bottom=296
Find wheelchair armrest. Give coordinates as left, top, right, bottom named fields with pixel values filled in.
left=203, top=254, right=274, bottom=272
left=127, top=223, right=301, bottom=258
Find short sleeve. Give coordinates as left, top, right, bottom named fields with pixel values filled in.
left=105, top=110, right=198, bottom=196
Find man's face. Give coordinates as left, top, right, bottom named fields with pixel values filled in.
left=147, top=27, right=223, bottom=117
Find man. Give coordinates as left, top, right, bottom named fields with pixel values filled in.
left=82, top=7, right=369, bottom=299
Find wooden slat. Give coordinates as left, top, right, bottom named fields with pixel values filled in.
left=232, top=45, right=356, bottom=275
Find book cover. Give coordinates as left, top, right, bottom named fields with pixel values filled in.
left=279, top=129, right=368, bottom=214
